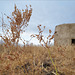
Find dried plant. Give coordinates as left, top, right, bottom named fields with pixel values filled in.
left=0, top=4, right=32, bottom=47
left=0, top=4, right=74, bottom=75
left=31, top=25, right=54, bottom=48
left=31, top=25, right=58, bottom=75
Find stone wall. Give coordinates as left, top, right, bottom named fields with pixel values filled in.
left=54, top=23, right=75, bottom=46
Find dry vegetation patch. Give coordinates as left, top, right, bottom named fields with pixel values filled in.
left=0, top=4, right=75, bottom=75
left=0, top=45, right=75, bottom=75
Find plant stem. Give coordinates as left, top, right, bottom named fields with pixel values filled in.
left=47, top=48, right=58, bottom=75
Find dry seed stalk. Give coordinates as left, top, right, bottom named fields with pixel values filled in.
left=31, top=25, right=58, bottom=75
left=0, top=4, right=32, bottom=47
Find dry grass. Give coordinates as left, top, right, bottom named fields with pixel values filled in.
left=0, top=45, right=75, bottom=75
left=0, top=4, right=75, bottom=75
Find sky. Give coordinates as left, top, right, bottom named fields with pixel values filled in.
left=0, top=0, right=75, bottom=45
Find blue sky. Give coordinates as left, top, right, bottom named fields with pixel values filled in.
left=0, top=0, right=75, bottom=45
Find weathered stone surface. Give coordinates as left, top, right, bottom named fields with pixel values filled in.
left=54, top=23, right=75, bottom=46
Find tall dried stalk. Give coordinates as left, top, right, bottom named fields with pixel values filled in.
left=31, top=25, right=58, bottom=75
left=0, top=5, right=32, bottom=47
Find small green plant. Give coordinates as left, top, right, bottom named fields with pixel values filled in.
left=31, top=25, right=59, bottom=75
